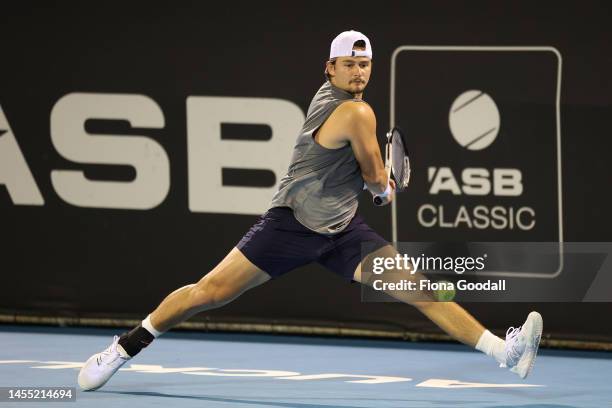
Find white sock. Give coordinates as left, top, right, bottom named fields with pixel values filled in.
left=475, top=330, right=506, bottom=365
left=142, top=314, right=163, bottom=338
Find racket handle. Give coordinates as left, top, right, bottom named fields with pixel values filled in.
left=373, top=194, right=392, bottom=206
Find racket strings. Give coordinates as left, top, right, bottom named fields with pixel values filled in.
left=391, top=131, right=411, bottom=190
left=400, top=156, right=411, bottom=188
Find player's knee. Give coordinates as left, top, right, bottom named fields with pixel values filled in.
left=190, top=274, right=236, bottom=309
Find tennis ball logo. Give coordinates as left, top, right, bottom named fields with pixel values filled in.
left=449, top=90, right=500, bottom=150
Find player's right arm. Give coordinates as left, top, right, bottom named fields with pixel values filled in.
left=336, top=102, right=393, bottom=196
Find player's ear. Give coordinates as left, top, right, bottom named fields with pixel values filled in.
left=325, top=60, right=336, bottom=78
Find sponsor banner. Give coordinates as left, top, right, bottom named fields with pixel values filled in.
left=392, top=47, right=562, bottom=256
left=1, top=2, right=612, bottom=341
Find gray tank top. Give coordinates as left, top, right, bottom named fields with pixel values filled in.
left=269, top=81, right=365, bottom=234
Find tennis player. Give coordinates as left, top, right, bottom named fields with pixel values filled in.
left=78, top=30, right=543, bottom=391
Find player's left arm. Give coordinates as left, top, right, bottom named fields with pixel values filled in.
left=339, top=102, right=395, bottom=195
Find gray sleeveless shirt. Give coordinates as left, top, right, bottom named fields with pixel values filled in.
left=269, top=81, right=365, bottom=234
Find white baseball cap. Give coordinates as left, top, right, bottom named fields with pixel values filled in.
left=329, top=30, right=372, bottom=60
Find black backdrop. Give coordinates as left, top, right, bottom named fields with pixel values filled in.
left=2, top=1, right=612, bottom=345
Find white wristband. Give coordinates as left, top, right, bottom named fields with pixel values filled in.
left=375, top=179, right=392, bottom=199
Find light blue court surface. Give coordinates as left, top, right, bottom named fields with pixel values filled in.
left=1, top=326, right=611, bottom=408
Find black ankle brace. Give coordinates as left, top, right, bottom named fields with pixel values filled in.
left=118, top=324, right=155, bottom=357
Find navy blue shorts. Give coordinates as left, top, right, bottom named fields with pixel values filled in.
left=236, top=207, right=389, bottom=281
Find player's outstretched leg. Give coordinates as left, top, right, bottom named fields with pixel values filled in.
left=354, top=245, right=543, bottom=379
left=78, top=247, right=270, bottom=391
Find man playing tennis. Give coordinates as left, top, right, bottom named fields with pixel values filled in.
left=78, top=30, right=543, bottom=391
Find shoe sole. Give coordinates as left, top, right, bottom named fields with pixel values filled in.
left=513, top=311, right=543, bottom=379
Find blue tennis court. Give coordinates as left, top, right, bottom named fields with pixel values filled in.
left=1, top=325, right=610, bottom=407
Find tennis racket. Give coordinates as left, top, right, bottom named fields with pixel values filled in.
left=373, top=126, right=411, bottom=206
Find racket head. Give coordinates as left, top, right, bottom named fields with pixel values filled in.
left=388, top=126, right=411, bottom=191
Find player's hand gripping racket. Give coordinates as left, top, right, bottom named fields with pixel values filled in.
left=373, top=127, right=411, bottom=206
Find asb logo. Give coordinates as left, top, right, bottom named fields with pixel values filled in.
left=390, top=46, right=563, bottom=277
left=0, top=95, right=304, bottom=215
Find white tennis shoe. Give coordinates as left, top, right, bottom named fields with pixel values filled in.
left=78, top=335, right=131, bottom=391
left=502, top=311, right=543, bottom=379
